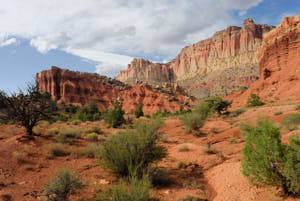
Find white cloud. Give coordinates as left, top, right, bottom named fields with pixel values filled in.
left=64, top=47, right=133, bottom=77
left=239, top=10, right=248, bottom=16
left=0, top=33, right=18, bottom=47
left=0, top=0, right=264, bottom=77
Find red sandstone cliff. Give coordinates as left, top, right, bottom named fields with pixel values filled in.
left=227, top=15, right=300, bottom=106
left=36, top=66, right=194, bottom=114
left=116, top=18, right=274, bottom=98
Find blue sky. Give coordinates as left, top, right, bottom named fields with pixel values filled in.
left=0, top=0, right=299, bottom=92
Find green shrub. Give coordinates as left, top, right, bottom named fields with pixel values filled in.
left=102, top=101, right=125, bottom=128
left=283, top=137, right=300, bottom=194
left=73, top=99, right=101, bottom=122
left=87, top=132, right=98, bottom=142
left=194, top=101, right=211, bottom=119
left=97, top=175, right=152, bottom=201
left=77, top=144, right=101, bottom=158
left=47, top=143, right=69, bottom=157
left=180, top=112, right=206, bottom=133
left=135, top=104, right=144, bottom=118
left=43, top=168, right=82, bottom=201
left=98, top=121, right=167, bottom=177
left=241, top=119, right=300, bottom=194
left=152, top=109, right=171, bottom=118
left=71, top=120, right=81, bottom=125
left=204, top=97, right=232, bottom=115
left=246, top=93, right=265, bottom=107
left=282, top=113, right=300, bottom=130
left=59, top=127, right=82, bottom=139
left=86, top=124, right=101, bottom=134
left=46, top=127, right=60, bottom=135
left=54, top=127, right=81, bottom=144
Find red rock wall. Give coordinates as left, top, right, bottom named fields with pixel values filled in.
left=227, top=15, right=300, bottom=106
left=116, top=18, right=274, bottom=98
left=36, top=66, right=194, bottom=114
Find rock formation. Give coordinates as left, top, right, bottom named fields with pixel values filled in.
left=36, top=66, right=194, bottom=114
left=116, top=18, right=274, bottom=98
left=228, top=15, right=300, bottom=106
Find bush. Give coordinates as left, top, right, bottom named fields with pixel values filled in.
left=86, top=124, right=101, bottom=134
left=194, top=101, right=211, bottom=119
left=87, top=133, right=98, bottom=142
left=59, top=127, right=82, bottom=139
left=71, top=120, right=81, bottom=125
left=283, top=137, right=300, bottom=194
left=246, top=93, right=265, bottom=107
left=102, top=101, right=125, bottom=128
left=97, top=175, right=152, bottom=201
left=46, top=127, right=60, bottom=135
left=73, top=99, right=101, bottom=122
left=135, top=104, right=144, bottom=118
left=77, top=144, right=101, bottom=158
left=43, top=168, right=82, bottom=201
left=204, top=97, right=232, bottom=115
left=241, top=119, right=300, bottom=194
left=282, top=113, right=300, bottom=129
left=152, top=109, right=171, bottom=118
left=180, top=112, right=206, bottom=133
left=98, top=120, right=167, bottom=177
left=47, top=143, right=69, bottom=157
left=54, top=127, right=82, bottom=144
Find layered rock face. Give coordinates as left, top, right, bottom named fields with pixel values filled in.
left=36, top=66, right=194, bottom=114
left=116, top=18, right=274, bottom=98
left=228, top=15, right=300, bottom=105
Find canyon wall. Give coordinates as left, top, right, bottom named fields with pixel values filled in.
left=228, top=15, right=300, bottom=106
left=116, top=18, right=274, bottom=98
left=36, top=66, right=194, bottom=114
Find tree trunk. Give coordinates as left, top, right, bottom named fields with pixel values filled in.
left=25, top=126, right=33, bottom=136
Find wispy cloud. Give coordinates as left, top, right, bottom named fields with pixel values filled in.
left=0, top=0, right=264, bottom=77
left=0, top=33, right=18, bottom=47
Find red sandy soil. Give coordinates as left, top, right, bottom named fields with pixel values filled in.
left=0, top=101, right=300, bottom=201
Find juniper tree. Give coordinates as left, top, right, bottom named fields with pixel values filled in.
left=0, top=84, right=56, bottom=136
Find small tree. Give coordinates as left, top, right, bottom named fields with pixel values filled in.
left=242, top=119, right=300, bottom=194
left=103, top=101, right=125, bottom=128
left=0, top=84, right=56, bottom=136
left=44, top=168, right=82, bottom=201
left=247, top=93, right=265, bottom=107
left=134, top=104, right=144, bottom=118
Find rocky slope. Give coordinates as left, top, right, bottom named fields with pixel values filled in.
left=36, top=66, right=194, bottom=114
left=228, top=15, right=300, bottom=106
left=116, top=18, right=274, bottom=98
